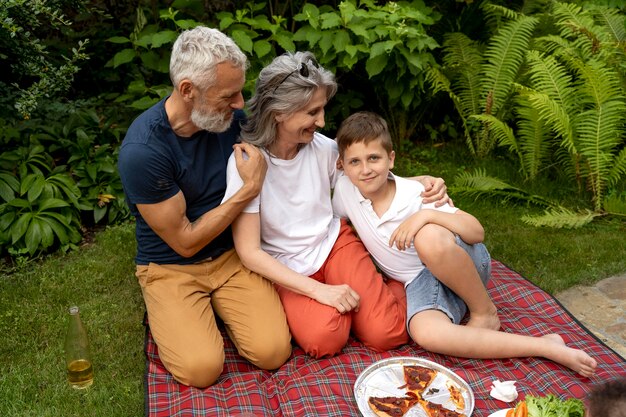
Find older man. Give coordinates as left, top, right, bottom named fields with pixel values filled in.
left=118, top=26, right=291, bottom=388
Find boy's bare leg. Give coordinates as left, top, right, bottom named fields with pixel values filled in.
left=414, top=224, right=499, bottom=330
left=409, top=310, right=597, bottom=377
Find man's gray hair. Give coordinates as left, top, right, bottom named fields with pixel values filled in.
left=241, top=51, right=337, bottom=148
left=169, top=26, right=247, bottom=90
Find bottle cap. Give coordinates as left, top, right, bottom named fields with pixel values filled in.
left=69, top=306, right=79, bottom=314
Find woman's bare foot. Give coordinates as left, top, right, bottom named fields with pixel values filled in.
left=542, top=334, right=597, bottom=377
left=467, top=307, right=500, bottom=331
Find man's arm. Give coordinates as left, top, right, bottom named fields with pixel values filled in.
left=136, top=143, right=266, bottom=258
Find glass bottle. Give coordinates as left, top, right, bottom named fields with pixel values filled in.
left=64, top=306, right=94, bottom=389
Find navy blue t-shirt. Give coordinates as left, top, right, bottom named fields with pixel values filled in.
left=118, top=97, right=244, bottom=265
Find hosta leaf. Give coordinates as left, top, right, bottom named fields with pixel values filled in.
left=0, top=211, right=16, bottom=231
left=20, top=173, right=38, bottom=196
left=94, top=206, right=107, bottom=223
left=40, top=217, right=70, bottom=245
left=25, top=220, right=43, bottom=255
left=42, top=210, right=74, bottom=227
left=8, top=198, right=29, bottom=208
left=38, top=198, right=70, bottom=211
left=11, top=212, right=32, bottom=244
left=87, top=165, right=98, bottom=182
left=32, top=218, right=54, bottom=248
left=27, top=174, right=45, bottom=203
left=0, top=181, right=15, bottom=202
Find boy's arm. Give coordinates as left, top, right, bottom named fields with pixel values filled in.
left=232, top=212, right=361, bottom=314
left=390, top=209, right=484, bottom=251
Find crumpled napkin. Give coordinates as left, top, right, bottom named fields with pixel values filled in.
left=490, top=380, right=518, bottom=402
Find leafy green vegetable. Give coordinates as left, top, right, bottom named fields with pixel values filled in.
left=526, top=394, right=585, bottom=417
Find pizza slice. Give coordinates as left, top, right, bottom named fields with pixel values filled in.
left=368, top=393, right=420, bottom=417
left=446, top=380, right=465, bottom=410
left=400, top=365, right=437, bottom=395
left=419, top=399, right=467, bottom=417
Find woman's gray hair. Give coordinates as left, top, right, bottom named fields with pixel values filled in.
left=169, top=26, right=247, bottom=91
left=241, top=51, right=337, bottom=148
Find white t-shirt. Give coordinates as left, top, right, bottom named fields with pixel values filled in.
left=223, top=132, right=341, bottom=276
left=332, top=173, right=458, bottom=285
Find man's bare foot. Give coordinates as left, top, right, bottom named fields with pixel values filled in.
left=467, top=308, right=500, bottom=330
left=542, top=334, right=597, bottom=377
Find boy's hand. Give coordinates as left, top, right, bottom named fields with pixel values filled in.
left=418, top=175, right=454, bottom=207
left=389, top=212, right=430, bottom=251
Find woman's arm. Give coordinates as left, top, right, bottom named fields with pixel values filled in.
left=390, top=209, right=484, bottom=251
left=232, top=212, right=361, bottom=314
left=411, top=175, right=454, bottom=207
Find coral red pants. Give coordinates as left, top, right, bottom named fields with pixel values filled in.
left=276, top=220, right=409, bottom=358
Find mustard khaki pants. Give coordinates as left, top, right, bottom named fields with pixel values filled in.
left=136, top=249, right=292, bottom=388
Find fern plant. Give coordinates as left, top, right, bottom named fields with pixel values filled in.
left=516, top=1, right=626, bottom=215
left=440, top=1, right=626, bottom=228
left=427, top=4, right=538, bottom=157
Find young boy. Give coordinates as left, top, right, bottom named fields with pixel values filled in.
left=586, top=378, right=626, bottom=417
left=331, top=111, right=597, bottom=377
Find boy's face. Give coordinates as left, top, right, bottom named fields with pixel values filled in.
left=341, top=138, right=395, bottom=197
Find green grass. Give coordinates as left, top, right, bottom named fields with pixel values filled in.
left=462, top=199, right=626, bottom=294
left=0, top=224, right=144, bottom=417
left=0, top=143, right=624, bottom=416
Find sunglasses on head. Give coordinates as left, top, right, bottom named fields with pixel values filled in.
left=273, top=58, right=320, bottom=93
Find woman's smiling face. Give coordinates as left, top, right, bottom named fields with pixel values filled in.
left=274, top=87, right=328, bottom=156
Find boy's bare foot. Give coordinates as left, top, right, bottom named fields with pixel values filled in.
left=466, top=308, right=500, bottom=331
left=542, top=334, right=597, bottom=377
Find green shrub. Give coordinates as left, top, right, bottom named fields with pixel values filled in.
left=0, top=102, right=129, bottom=259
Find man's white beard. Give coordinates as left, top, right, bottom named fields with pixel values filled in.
left=191, top=107, right=233, bottom=133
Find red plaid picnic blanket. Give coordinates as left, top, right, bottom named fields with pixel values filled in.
left=144, top=260, right=626, bottom=416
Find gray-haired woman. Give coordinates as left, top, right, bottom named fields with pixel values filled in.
left=222, top=51, right=447, bottom=357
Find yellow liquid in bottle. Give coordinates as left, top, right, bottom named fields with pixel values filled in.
left=67, top=359, right=94, bottom=389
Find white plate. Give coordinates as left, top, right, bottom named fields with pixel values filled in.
left=488, top=409, right=512, bottom=417
left=353, top=356, right=474, bottom=416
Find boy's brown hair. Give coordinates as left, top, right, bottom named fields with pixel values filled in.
left=587, top=378, right=626, bottom=417
left=336, top=111, right=393, bottom=157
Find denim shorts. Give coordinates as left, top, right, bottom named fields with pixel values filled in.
left=406, top=236, right=491, bottom=327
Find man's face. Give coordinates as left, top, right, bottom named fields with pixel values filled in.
left=191, top=62, right=245, bottom=132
